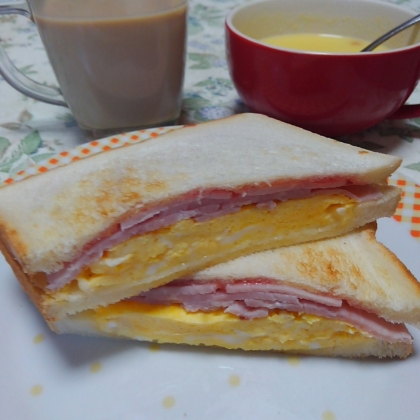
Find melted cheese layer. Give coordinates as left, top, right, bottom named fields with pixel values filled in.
left=92, top=301, right=376, bottom=352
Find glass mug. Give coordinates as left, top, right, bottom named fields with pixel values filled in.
left=0, top=0, right=187, bottom=136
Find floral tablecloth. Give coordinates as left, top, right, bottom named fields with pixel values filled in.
left=0, top=0, right=420, bottom=239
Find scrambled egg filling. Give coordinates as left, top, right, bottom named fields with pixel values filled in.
left=92, top=301, right=375, bottom=351
left=54, top=193, right=357, bottom=298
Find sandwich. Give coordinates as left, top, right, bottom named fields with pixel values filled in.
left=53, top=224, right=420, bottom=358
left=0, top=114, right=401, bottom=327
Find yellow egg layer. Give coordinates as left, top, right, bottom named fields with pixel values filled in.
left=83, top=194, right=355, bottom=288
left=93, top=301, right=375, bottom=352
left=49, top=193, right=357, bottom=312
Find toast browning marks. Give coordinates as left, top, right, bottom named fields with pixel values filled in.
left=0, top=113, right=401, bottom=277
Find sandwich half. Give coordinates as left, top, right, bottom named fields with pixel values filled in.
left=54, top=224, right=420, bottom=358
left=0, top=113, right=401, bottom=323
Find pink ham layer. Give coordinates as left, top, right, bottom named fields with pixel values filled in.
left=46, top=184, right=382, bottom=290
left=131, top=279, right=413, bottom=344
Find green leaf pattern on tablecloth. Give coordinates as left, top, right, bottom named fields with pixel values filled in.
left=0, top=137, right=10, bottom=154
left=1, top=0, right=420, bottom=185
left=20, top=131, right=42, bottom=155
left=405, top=162, right=420, bottom=172
left=18, top=64, right=37, bottom=76
left=188, top=53, right=226, bottom=69
left=188, top=15, right=204, bottom=36
left=0, top=129, right=56, bottom=176
left=191, top=4, right=226, bottom=27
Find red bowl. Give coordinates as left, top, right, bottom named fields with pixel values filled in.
left=225, top=0, right=420, bottom=137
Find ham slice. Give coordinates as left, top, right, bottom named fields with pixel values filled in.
left=46, top=184, right=383, bottom=290
left=131, top=279, right=412, bottom=344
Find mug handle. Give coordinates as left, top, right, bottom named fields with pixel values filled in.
left=389, top=104, right=420, bottom=120
left=0, top=2, right=67, bottom=107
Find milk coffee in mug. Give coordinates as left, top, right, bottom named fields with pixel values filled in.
left=0, top=0, right=187, bottom=135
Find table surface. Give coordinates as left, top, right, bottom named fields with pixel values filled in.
left=0, top=0, right=419, bottom=241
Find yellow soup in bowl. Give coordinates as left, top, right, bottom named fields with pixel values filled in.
left=260, top=33, right=388, bottom=53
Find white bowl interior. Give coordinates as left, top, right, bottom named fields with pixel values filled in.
left=228, top=0, right=420, bottom=50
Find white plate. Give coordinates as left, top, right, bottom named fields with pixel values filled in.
left=1, top=218, right=419, bottom=420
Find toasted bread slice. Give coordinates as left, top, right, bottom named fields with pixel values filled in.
left=0, top=114, right=402, bottom=320
left=49, top=224, right=419, bottom=358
